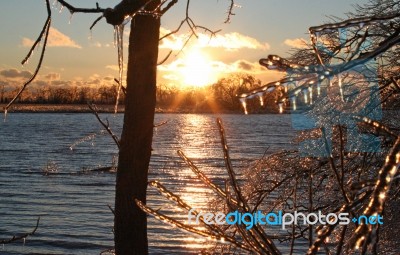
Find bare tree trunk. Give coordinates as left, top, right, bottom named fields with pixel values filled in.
left=114, top=1, right=160, bottom=254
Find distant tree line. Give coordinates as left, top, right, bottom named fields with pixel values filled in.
left=0, top=84, right=120, bottom=105
left=1, top=74, right=283, bottom=113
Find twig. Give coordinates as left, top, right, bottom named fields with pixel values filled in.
left=154, top=120, right=169, bottom=128
left=90, top=15, right=104, bottom=30
left=56, top=0, right=105, bottom=13
left=157, top=50, right=172, bottom=65
left=135, top=199, right=253, bottom=252
left=160, top=0, right=178, bottom=15
left=87, top=103, right=120, bottom=149
left=107, top=204, right=115, bottom=215
left=4, top=0, right=51, bottom=113
left=0, top=217, right=40, bottom=244
left=177, top=150, right=238, bottom=205
left=224, top=0, right=236, bottom=24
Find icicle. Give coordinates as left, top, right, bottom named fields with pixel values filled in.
left=256, top=92, right=264, bottom=106
left=69, top=11, right=74, bottom=24
left=338, top=27, right=346, bottom=45
left=315, top=31, right=320, bottom=40
left=338, top=73, right=344, bottom=101
left=283, top=84, right=288, bottom=93
left=317, top=82, right=321, bottom=96
left=278, top=103, right=283, bottom=114
left=114, top=24, right=125, bottom=114
left=23, top=238, right=26, bottom=245
left=308, top=86, right=313, bottom=104
left=121, top=15, right=132, bottom=26
left=59, top=5, right=64, bottom=13
left=303, top=88, right=308, bottom=103
left=239, top=98, right=248, bottom=114
left=291, top=96, right=297, bottom=111
left=3, top=109, right=7, bottom=122
left=113, top=27, right=116, bottom=47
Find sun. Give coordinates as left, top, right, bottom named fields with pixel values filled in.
left=179, top=48, right=216, bottom=88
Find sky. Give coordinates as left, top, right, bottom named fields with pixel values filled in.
left=0, top=0, right=369, bottom=90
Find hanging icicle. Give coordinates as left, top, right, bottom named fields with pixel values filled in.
left=113, top=17, right=128, bottom=114
left=308, top=86, right=313, bottom=104
left=239, top=98, right=248, bottom=115
left=68, top=10, right=74, bottom=24
left=278, top=102, right=284, bottom=114
left=3, top=109, right=7, bottom=122
left=303, top=88, right=309, bottom=104
left=337, top=73, right=344, bottom=101
left=256, top=92, right=264, bottom=106
left=291, top=96, right=297, bottom=111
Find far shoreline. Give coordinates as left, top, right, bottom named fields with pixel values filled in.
left=0, top=104, right=248, bottom=114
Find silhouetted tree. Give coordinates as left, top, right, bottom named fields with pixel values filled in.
left=4, top=0, right=238, bottom=254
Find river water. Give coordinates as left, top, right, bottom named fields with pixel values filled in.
left=0, top=113, right=296, bottom=254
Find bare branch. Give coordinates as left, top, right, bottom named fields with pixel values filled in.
left=224, top=0, right=236, bottom=24
left=56, top=0, right=105, bottom=13
left=157, top=50, right=172, bottom=65
left=87, top=103, right=121, bottom=149
left=0, top=217, right=40, bottom=244
left=90, top=15, right=104, bottom=30
left=4, top=0, right=51, bottom=114
left=309, top=12, right=400, bottom=34
left=160, top=0, right=178, bottom=15
left=154, top=120, right=169, bottom=128
left=107, top=204, right=115, bottom=215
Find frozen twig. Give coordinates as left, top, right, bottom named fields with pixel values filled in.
left=4, top=0, right=51, bottom=114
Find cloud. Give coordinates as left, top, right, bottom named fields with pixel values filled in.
left=43, top=72, right=61, bottom=80
left=160, top=28, right=270, bottom=51
left=91, top=41, right=102, bottom=48
left=105, top=65, right=119, bottom=71
left=284, top=38, right=309, bottom=49
left=22, top=27, right=81, bottom=49
left=159, top=58, right=267, bottom=84
left=0, top=68, right=32, bottom=79
left=105, top=64, right=127, bottom=71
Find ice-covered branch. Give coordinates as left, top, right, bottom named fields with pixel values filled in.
left=349, top=136, right=400, bottom=250
left=4, top=0, right=51, bottom=115
left=309, top=12, right=400, bottom=35
left=224, top=0, right=239, bottom=24
left=56, top=0, right=105, bottom=14
left=159, top=0, right=222, bottom=53
left=177, top=150, right=238, bottom=205
left=135, top=199, right=253, bottom=252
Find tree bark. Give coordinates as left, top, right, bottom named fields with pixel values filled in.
left=114, top=1, right=160, bottom=254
